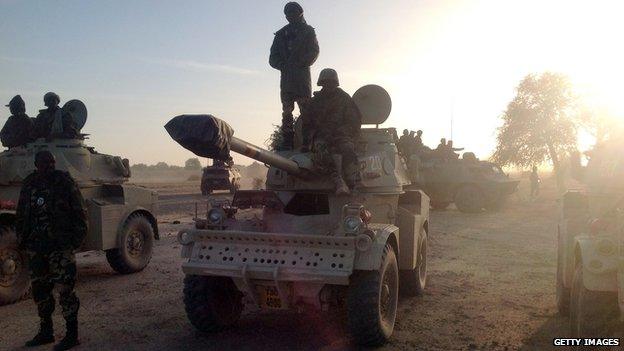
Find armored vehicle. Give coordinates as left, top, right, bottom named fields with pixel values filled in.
left=557, top=140, right=624, bottom=337
left=407, top=151, right=518, bottom=212
left=200, top=160, right=241, bottom=195
left=166, top=85, right=430, bottom=346
left=0, top=100, right=158, bottom=306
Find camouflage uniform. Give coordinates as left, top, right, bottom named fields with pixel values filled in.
left=303, top=87, right=361, bottom=186
left=33, top=107, right=78, bottom=140
left=15, top=169, right=87, bottom=326
left=269, top=4, right=319, bottom=148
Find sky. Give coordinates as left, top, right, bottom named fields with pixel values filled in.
left=1, top=0, right=623, bottom=166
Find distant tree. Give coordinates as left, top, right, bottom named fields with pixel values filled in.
left=576, top=105, right=622, bottom=144
left=252, top=177, right=264, bottom=190
left=185, top=157, right=202, bottom=170
left=492, top=72, right=578, bottom=192
left=152, top=162, right=170, bottom=170
left=131, top=163, right=149, bottom=172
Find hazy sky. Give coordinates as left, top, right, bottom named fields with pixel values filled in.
left=1, top=0, right=622, bottom=166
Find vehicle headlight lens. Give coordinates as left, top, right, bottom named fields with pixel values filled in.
left=177, top=231, right=193, bottom=245
left=208, top=209, right=224, bottom=224
left=344, top=216, right=363, bottom=234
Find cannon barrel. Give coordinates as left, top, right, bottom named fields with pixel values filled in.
left=165, top=114, right=304, bottom=176
left=230, top=137, right=303, bottom=176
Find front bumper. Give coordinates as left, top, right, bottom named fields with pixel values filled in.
left=180, top=229, right=357, bottom=286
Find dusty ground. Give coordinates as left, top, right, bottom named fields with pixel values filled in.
left=0, top=178, right=595, bottom=350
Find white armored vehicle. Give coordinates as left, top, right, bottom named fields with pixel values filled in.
left=166, top=86, right=430, bottom=346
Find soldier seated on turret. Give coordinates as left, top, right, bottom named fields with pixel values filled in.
left=32, top=92, right=79, bottom=140
left=302, top=68, right=362, bottom=195
left=1, top=95, right=34, bottom=148
left=446, top=140, right=463, bottom=159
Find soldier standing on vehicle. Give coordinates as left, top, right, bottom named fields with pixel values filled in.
left=302, top=68, right=361, bottom=195
left=530, top=165, right=540, bottom=199
left=1, top=95, right=33, bottom=148
left=269, top=2, right=320, bottom=150
left=398, top=129, right=410, bottom=155
left=32, top=92, right=78, bottom=140
left=16, top=151, right=87, bottom=351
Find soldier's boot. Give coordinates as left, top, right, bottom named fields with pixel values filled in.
left=331, top=154, right=350, bottom=196
left=278, top=113, right=294, bottom=151
left=53, top=320, right=79, bottom=351
left=25, top=318, right=54, bottom=347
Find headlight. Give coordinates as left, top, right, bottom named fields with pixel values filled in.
left=177, top=231, right=193, bottom=245
left=344, top=216, right=363, bottom=234
left=208, top=208, right=225, bottom=224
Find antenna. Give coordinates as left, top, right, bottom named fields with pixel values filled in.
left=450, top=95, right=455, bottom=140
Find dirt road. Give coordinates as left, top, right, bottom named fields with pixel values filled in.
left=0, top=183, right=574, bottom=350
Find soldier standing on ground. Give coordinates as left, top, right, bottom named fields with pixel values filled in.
left=1, top=95, right=33, bottom=148
left=302, top=68, right=361, bottom=195
left=32, top=92, right=78, bottom=140
left=269, top=2, right=319, bottom=150
left=16, top=151, right=87, bottom=351
left=530, top=166, right=540, bottom=199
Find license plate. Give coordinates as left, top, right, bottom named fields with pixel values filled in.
left=258, top=286, right=284, bottom=309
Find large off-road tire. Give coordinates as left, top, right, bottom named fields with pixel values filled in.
left=430, top=201, right=450, bottom=210
left=183, top=275, right=243, bottom=332
left=106, top=213, right=154, bottom=274
left=347, top=244, right=399, bottom=347
left=569, top=264, right=618, bottom=338
left=454, top=185, right=484, bottom=213
left=555, top=244, right=570, bottom=315
left=400, top=232, right=428, bottom=297
left=0, top=226, right=30, bottom=306
left=484, top=195, right=506, bottom=211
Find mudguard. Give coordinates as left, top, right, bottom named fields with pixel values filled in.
left=354, top=223, right=398, bottom=270
left=575, top=237, right=618, bottom=292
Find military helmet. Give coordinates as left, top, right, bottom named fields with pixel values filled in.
left=317, top=68, right=339, bottom=86
left=284, top=2, right=303, bottom=15
left=43, top=92, right=60, bottom=107
left=5, top=95, right=25, bottom=110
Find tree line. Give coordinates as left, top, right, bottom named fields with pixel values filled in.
left=492, top=72, right=621, bottom=192
left=131, top=158, right=203, bottom=171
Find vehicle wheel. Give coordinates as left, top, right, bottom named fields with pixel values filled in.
left=347, top=244, right=399, bottom=346
left=569, top=264, right=618, bottom=337
left=400, top=232, right=427, bottom=297
left=454, top=185, right=484, bottom=213
left=430, top=201, right=450, bottom=210
left=484, top=195, right=506, bottom=211
left=106, top=213, right=155, bottom=274
left=0, top=226, right=30, bottom=306
left=183, top=275, right=243, bottom=332
left=556, top=245, right=570, bottom=315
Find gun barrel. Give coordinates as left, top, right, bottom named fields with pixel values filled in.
left=231, top=137, right=302, bottom=176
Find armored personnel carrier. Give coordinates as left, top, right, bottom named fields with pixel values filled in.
left=200, top=159, right=241, bottom=195
left=407, top=151, right=518, bottom=212
left=557, top=140, right=624, bottom=337
left=166, top=85, right=430, bottom=346
left=0, top=100, right=158, bottom=306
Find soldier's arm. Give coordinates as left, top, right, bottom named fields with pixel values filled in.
left=269, top=34, right=285, bottom=70
left=300, top=28, right=319, bottom=67
left=15, top=183, right=30, bottom=246
left=66, top=176, right=88, bottom=248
